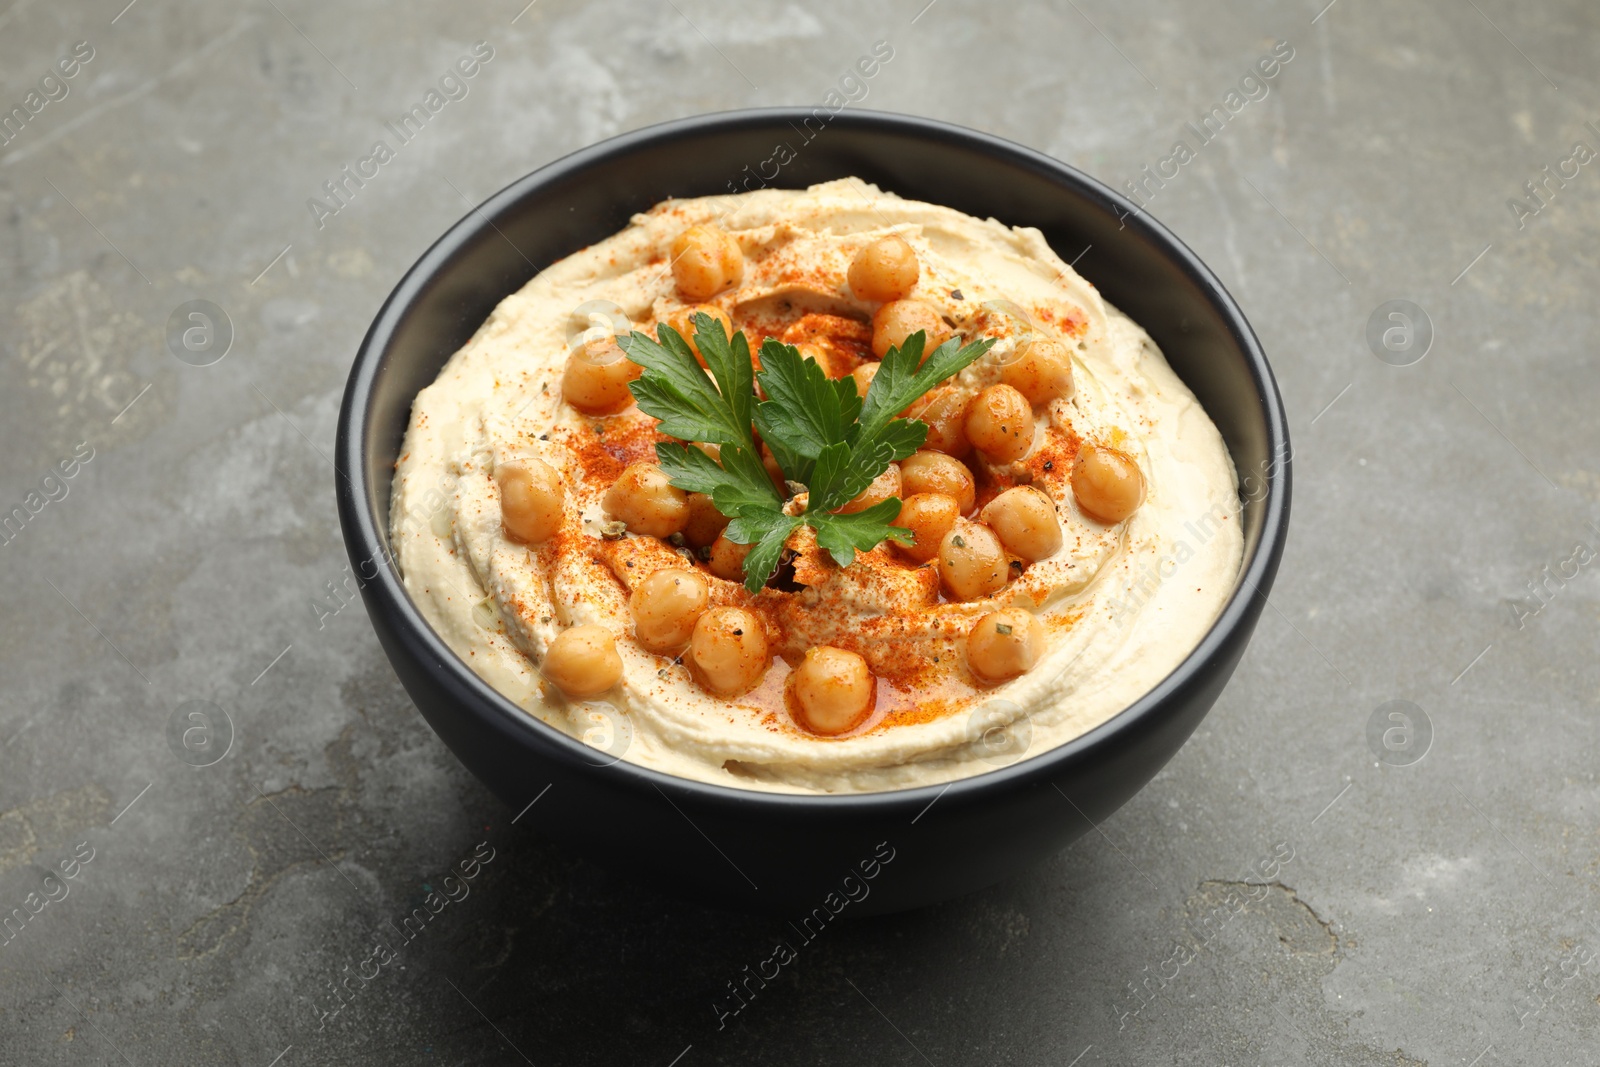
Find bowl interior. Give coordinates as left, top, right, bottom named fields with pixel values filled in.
left=346, top=108, right=1287, bottom=800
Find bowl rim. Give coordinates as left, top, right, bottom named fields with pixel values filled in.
left=336, top=106, right=1291, bottom=814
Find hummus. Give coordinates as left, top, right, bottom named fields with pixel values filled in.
left=390, top=178, right=1243, bottom=794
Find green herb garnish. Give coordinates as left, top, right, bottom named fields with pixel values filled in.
left=621, top=312, right=994, bottom=592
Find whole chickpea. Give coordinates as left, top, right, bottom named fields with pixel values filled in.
left=851, top=361, right=880, bottom=399
left=900, top=450, right=976, bottom=514
left=966, top=608, right=1047, bottom=682
left=562, top=338, right=642, bottom=415
left=1001, top=337, right=1075, bottom=406
left=906, top=387, right=973, bottom=458
left=683, top=492, right=730, bottom=549
left=1071, top=444, right=1146, bottom=523
left=629, top=568, right=710, bottom=654
left=871, top=299, right=951, bottom=359
left=542, top=624, right=623, bottom=698
left=689, top=607, right=770, bottom=696
left=790, top=646, right=875, bottom=735
left=965, top=384, right=1035, bottom=464
left=836, top=463, right=901, bottom=515
left=980, top=486, right=1062, bottom=562
left=891, top=492, right=960, bottom=563
left=664, top=304, right=734, bottom=364
left=671, top=224, right=744, bottom=301
left=848, top=235, right=920, bottom=303
left=707, top=533, right=752, bottom=582
left=602, top=462, right=690, bottom=539
left=495, top=458, right=565, bottom=544
left=937, top=521, right=1010, bottom=602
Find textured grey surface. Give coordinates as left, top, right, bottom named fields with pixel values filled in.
left=2, top=0, right=1597, bottom=1063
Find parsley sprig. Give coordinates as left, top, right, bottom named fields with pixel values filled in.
left=621, top=313, right=994, bottom=593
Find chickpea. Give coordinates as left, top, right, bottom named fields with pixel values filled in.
left=542, top=624, right=623, bottom=698
left=562, top=338, right=642, bottom=415
left=790, top=646, right=875, bottom=735
left=1001, top=337, right=1074, bottom=406
left=683, top=492, right=730, bottom=549
left=848, top=235, right=920, bottom=303
left=900, top=451, right=976, bottom=514
left=907, top=387, right=973, bottom=458
left=937, top=521, right=1010, bottom=602
left=688, top=607, right=770, bottom=696
left=965, top=384, right=1035, bottom=464
left=980, top=486, right=1062, bottom=562
left=1071, top=444, right=1146, bottom=524
left=630, top=568, right=709, bottom=654
left=602, top=462, right=690, bottom=539
left=871, top=299, right=951, bottom=359
left=966, top=609, right=1047, bottom=682
left=891, top=492, right=959, bottom=563
left=708, top=533, right=752, bottom=582
left=664, top=304, right=734, bottom=364
left=836, top=463, right=900, bottom=515
left=495, top=458, right=564, bottom=544
left=670, top=224, right=744, bottom=302
left=851, top=361, right=880, bottom=399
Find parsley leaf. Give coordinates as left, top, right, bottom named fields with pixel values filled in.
left=733, top=511, right=801, bottom=592
left=706, top=444, right=783, bottom=521
left=689, top=314, right=756, bottom=444
left=651, top=439, right=786, bottom=597
left=854, top=331, right=995, bottom=444
left=619, top=318, right=994, bottom=592
left=654, top=441, right=777, bottom=519
left=752, top=338, right=860, bottom=484
left=622, top=313, right=755, bottom=448
left=807, top=439, right=892, bottom=513
left=651, top=440, right=729, bottom=496
left=809, top=500, right=914, bottom=568
left=805, top=330, right=994, bottom=513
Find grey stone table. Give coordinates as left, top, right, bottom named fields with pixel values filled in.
left=2, top=0, right=1596, bottom=1063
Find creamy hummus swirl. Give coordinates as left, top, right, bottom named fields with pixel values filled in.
left=391, top=178, right=1243, bottom=794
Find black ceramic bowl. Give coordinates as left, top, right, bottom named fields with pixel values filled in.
left=336, top=108, right=1290, bottom=915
